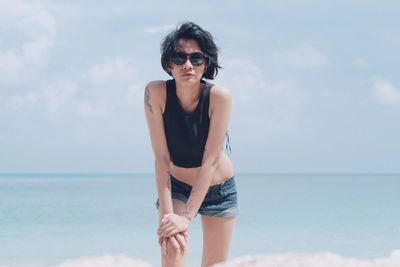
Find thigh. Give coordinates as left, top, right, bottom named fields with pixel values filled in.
left=201, top=215, right=236, bottom=267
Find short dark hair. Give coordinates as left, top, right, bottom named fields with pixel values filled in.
left=160, top=22, right=222, bottom=80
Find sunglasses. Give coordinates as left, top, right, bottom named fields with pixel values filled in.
left=171, top=51, right=206, bottom=66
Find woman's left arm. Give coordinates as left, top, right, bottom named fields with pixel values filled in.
left=158, top=86, right=232, bottom=237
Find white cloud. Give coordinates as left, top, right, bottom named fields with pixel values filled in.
left=7, top=80, right=112, bottom=119
left=6, top=80, right=78, bottom=113
left=373, top=79, right=400, bottom=106
left=218, top=58, right=302, bottom=104
left=269, top=45, right=331, bottom=69
left=143, top=24, right=175, bottom=34
left=77, top=100, right=109, bottom=118
left=352, top=58, right=369, bottom=69
left=286, top=44, right=331, bottom=68
left=8, top=91, right=40, bottom=110
left=216, top=58, right=305, bottom=132
left=127, top=83, right=144, bottom=106
left=89, top=57, right=137, bottom=85
left=40, top=81, right=77, bottom=112
left=0, top=0, right=55, bottom=83
left=0, top=52, right=24, bottom=83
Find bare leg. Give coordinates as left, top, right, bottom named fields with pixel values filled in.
left=200, top=215, right=235, bottom=267
left=161, top=198, right=189, bottom=267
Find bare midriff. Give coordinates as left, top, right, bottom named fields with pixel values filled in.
left=169, top=151, right=234, bottom=186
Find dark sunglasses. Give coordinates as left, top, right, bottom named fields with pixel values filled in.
left=171, top=51, right=206, bottom=66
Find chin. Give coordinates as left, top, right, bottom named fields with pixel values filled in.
left=177, top=76, right=201, bottom=83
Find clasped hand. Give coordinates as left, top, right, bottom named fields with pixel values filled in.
left=157, top=213, right=192, bottom=255
left=158, top=213, right=191, bottom=237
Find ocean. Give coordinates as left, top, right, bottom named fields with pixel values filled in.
left=0, top=173, right=399, bottom=266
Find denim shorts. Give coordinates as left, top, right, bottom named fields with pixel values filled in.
left=156, top=175, right=238, bottom=218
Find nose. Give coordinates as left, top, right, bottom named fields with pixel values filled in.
left=183, top=57, right=193, bottom=69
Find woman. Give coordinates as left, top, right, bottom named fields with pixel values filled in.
left=144, top=22, right=238, bottom=267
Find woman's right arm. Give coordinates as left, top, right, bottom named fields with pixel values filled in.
left=144, top=81, right=173, bottom=219
left=145, top=81, right=189, bottom=255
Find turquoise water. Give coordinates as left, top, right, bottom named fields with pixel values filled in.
left=0, top=173, right=399, bottom=266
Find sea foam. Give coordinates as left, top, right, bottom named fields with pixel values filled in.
left=214, top=250, right=400, bottom=267
left=35, top=250, right=400, bottom=267
left=55, top=254, right=152, bottom=267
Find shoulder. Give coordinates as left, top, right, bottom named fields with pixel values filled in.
left=209, top=84, right=232, bottom=105
left=145, top=80, right=168, bottom=113
left=145, top=80, right=166, bottom=94
left=145, top=80, right=167, bottom=102
left=208, top=84, right=232, bottom=118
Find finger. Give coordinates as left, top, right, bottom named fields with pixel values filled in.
left=158, top=221, right=173, bottom=235
left=175, top=233, right=187, bottom=252
left=169, top=236, right=181, bottom=254
left=165, top=228, right=179, bottom=238
left=162, top=238, right=167, bottom=256
left=159, top=218, right=168, bottom=227
left=183, top=231, right=189, bottom=243
left=157, top=225, right=167, bottom=235
left=159, top=225, right=175, bottom=237
left=161, top=226, right=179, bottom=237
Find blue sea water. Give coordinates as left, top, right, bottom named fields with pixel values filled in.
left=0, top=173, right=399, bottom=266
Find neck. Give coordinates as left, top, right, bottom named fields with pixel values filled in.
left=175, top=80, right=203, bottom=104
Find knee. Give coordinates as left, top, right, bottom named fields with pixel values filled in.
left=166, top=239, right=179, bottom=257
left=165, top=236, right=187, bottom=258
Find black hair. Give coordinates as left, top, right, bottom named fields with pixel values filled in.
left=160, top=22, right=222, bottom=80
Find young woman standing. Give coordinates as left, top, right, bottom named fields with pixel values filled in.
left=144, top=22, right=238, bottom=267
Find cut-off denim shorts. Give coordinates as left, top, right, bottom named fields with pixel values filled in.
left=156, top=175, right=239, bottom=218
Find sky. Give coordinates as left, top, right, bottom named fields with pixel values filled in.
left=1, top=0, right=399, bottom=174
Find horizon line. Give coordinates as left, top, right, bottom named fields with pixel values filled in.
left=0, top=172, right=399, bottom=177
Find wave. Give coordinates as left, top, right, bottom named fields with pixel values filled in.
left=214, top=250, right=400, bottom=267
left=2, top=251, right=399, bottom=267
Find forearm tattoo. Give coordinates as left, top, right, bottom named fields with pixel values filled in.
left=183, top=191, right=195, bottom=219
left=144, top=85, right=153, bottom=113
left=167, top=171, right=171, bottom=193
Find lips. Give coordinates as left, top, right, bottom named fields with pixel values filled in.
left=183, top=73, right=194, bottom=76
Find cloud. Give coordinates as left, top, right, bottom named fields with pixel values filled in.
left=0, top=0, right=55, bottom=83
left=77, top=100, right=110, bottom=118
left=127, top=83, right=145, bottom=106
left=352, top=58, right=369, bottom=69
left=40, top=80, right=77, bottom=112
left=89, top=57, right=137, bottom=85
left=143, top=24, right=175, bottom=34
left=218, top=58, right=303, bottom=104
left=7, top=80, right=111, bottom=119
left=373, top=79, right=400, bottom=106
left=268, top=44, right=331, bottom=69
left=286, top=44, right=331, bottom=68
left=216, top=58, right=305, bottom=132
left=7, top=91, right=40, bottom=110
left=88, top=57, right=148, bottom=109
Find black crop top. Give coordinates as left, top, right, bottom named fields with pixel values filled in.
left=163, top=79, right=212, bottom=168
left=163, top=80, right=231, bottom=168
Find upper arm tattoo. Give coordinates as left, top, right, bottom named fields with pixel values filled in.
left=144, top=85, right=154, bottom=113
